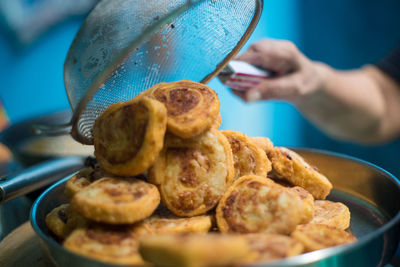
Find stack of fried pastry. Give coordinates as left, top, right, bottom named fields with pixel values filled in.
left=45, top=80, right=356, bottom=267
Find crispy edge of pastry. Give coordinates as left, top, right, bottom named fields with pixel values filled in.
left=309, top=200, right=351, bottom=230
left=71, top=177, right=160, bottom=224
left=63, top=224, right=146, bottom=266
left=269, top=147, right=333, bottom=199
left=252, top=136, right=274, bottom=155
left=142, top=80, right=220, bottom=139
left=65, top=167, right=95, bottom=198
left=135, top=214, right=213, bottom=236
left=148, top=129, right=234, bottom=217
left=242, top=233, right=304, bottom=264
left=45, top=204, right=88, bottom=239
left=216, top=175, right=303, bottom=234
left=94, top=96, right=167, bottom=176
left=45, top=204, right=71, bottom=239
left=288, top=186, right=315, bottom=224
left=222, top=130, right=271, bottom=180
left=291, top=224, right=357, bottom=252
left=139, top=234, right=250, bottom=267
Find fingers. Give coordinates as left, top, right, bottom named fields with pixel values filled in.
left=243, top=73, right=303, bottom=102
left=236, top=39, right=302, bottom=75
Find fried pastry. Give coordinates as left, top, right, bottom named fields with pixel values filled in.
left=141, top=80, right=220, bottom=138
left=222, top=130, right=271, bottom=180
left=252, top=136, right=274, bottom=155
left=148, top=129, right=234, bottom=217
left=139, top=234, right=250, bottom=267
left=93, top=96, right=167, bottom=176
left=288, top=186, right=314, bottom=224
left=243, top=233, right=304, bottom=264
left=309, top=200, right=351, bottom=230
left=292, top=224, right=357, bottom=252
left=212, top=113, right=222, bottom=129
left=133, top=213, right=213, bottom=236
left=216, top=175, right=304, bottom=234
left=64, top=224, right=146, bottom=266
left=64, top=166, right=106, bottom=198
left=45, top=204, right=87, bottom=239
left=269, top=147, right=332, bottom=199
left=71, top=177, right=160, bottom=224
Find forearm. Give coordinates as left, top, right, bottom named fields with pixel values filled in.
left=294, top=63, right=400, bottom=144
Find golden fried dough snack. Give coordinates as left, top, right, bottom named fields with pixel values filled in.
left=288, top=186, right=314, bottom=224
left=252, top=136, right=274, bottom=155
left=64, top=224, right=146, bottom=266
left=216, top=175, right=304, bottom=234
left=45, top=204, right=87, bottom=239
left=309, top=200, right=351, bottom=230
left=139, top=234, right=250, bottom=267
left=243, top=233, right=304, bottom=264
left=133, top=213, right=212, bottom=236
left=65, top=166, right=107, bottom=198
left=292, top=224, right=357, bottom=252
left=212, top=113, right=222, bottom=129
left=269, top=147, right=332, bottom=199
left=222, top=130, right=271, bottom=180
left=142, top=80, right=220, bottom=138
left=148, top=129, right=234, bottom=217
left=93, top=96, right=167, bottom=176
left=71, top=177, right=160, bottom=224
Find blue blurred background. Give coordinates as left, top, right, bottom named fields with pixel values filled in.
left=1, top=0, right=400, bottom=177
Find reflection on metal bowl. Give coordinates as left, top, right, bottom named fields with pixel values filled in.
left=0, top=110, right=92, bottom=240
left=0, top=110, right=93, bottom=167
left=30, top=149, right=400, bottom=267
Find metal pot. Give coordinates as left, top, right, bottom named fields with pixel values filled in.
left=0, top=111, right=93, bottom=239
left=30, top=149, right=400, bottom=267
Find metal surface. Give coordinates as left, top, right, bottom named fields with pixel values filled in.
left=30, top=149, right=400, bottom=267
left=0, top=110, right=87, bottom=166
left=0, top=111, right=95, bottom=204
left=47, top=0, right=263, bottom=144
left=0, top=156, right=87, bottom=204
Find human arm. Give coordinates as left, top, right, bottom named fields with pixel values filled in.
left=235, top=39, right=400, bottom=144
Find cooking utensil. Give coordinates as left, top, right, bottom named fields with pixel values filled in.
left=0, top=111, right=95, bottom=204
left=36, top=0, right=263, bottom=145
left=0, top=110, right=92, bottom=166
left=30, top=149, right=400, bottom=267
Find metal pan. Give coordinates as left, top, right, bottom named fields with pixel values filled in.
left=0, top=110, right=94, bottom=204
left=30, top=148, right=400, bottom=267
left=0, top=110, right=93, bottom=167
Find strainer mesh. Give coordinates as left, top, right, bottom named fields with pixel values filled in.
left=65, top=0, right=260, bottom=143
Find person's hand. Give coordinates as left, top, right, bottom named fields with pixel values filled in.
left=234, top=39, right=325, bottom=103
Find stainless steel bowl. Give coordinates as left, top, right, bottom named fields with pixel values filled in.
left=30, top=149, right=400, bottom=267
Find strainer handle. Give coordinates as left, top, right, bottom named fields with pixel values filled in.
left=32, top=122, right=72, bottom=136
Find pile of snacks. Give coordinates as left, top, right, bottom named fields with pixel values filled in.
left=45, top=80, right=356, bottom=267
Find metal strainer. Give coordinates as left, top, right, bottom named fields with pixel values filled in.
left=38, top=0, right=263, bottom=144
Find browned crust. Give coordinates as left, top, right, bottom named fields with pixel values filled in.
left=93, top=96, right=167, bottom=176
left=242, top=233, right=304, bottom=264
left=308, top=200, right=351, bottom=230
left=252, top=136, right=274, bottom=155
left=269, top=147, right=332, bottom=199
left=63, top=224, right=145, bottom=266
left=222, top=130, right=271, bottom=180
left=148, top=129, right=234, bottom=217
left=71, top=177, right=160, bottom=224
left=216, top=175, right=303, bottom=234
left=291, top=224, right=357, bottom=252
left=141, top=80, right=220, bottom=138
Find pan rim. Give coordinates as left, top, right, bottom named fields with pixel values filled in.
left=29, top=148, right=400, bottom=266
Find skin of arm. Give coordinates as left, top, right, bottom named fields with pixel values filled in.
left=235, top=39, right=400, bottom=144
